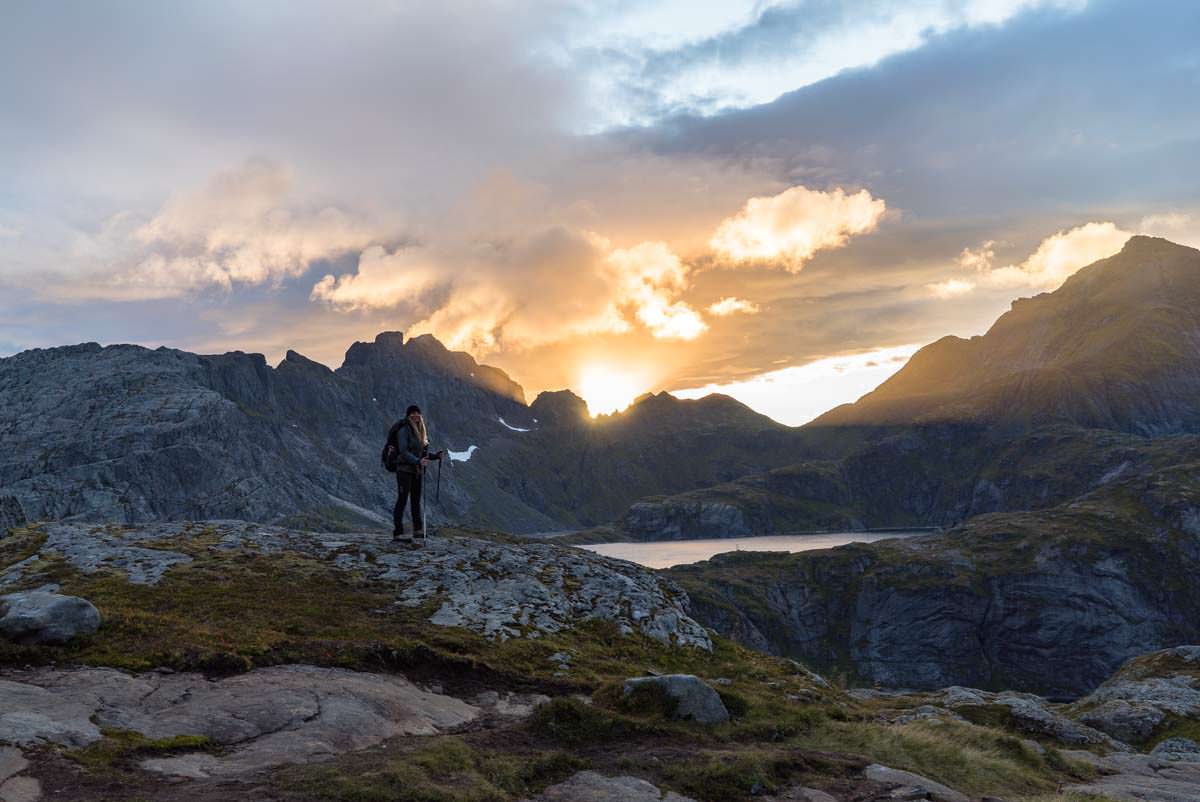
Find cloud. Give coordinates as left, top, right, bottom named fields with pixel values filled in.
left=957, top=240, right=997, bottom=271
left=707, top=296, right=760, bottom=316
left=1140, top=211, right=1200, bottom=249
left=709, top=185, right=886, bottom=271
left=982, top=222, right=1131, bottom=290
left=311, top=227, right=708, bottom=354
left=310, top=246, right=443, bottom=311
left=606, top=241, right=707, bottom=340
left=36, top=159, right=381, bottom=302
left=574, top=0, right=1088, bottom=125
left=927, top=278, right=976, bottom=298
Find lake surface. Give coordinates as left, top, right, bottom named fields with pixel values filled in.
left=578, top=532, right=917, bottom=569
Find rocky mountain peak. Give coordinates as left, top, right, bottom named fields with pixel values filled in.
left=813, top=236, right=1200, bottom=434
left=530, top=389, right=589, bottom=427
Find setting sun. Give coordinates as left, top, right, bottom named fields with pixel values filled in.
left=577, top=363, right=647, bottom=416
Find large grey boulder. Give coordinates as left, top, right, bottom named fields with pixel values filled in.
left=862, top=764, right=968, bottom=802
left=521, top=771, right=696, bottom=802
left=0, top=591, right=100, bottom=645
left=622, top=674, right=729, bottom=724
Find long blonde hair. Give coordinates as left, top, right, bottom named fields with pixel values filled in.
left=408, top=413, right=429, bottom=448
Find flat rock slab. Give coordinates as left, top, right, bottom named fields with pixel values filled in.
left=0, top=665, right=478, bottom=777
left=0, top=776, right=40, bottom=802
left=862, top=764, right=968, bottom=802
left=1065, top=752, right=1200, bottom=801
left=0, top=749, right=27, bottom=784
left=522, top=771, right=697, bottom=802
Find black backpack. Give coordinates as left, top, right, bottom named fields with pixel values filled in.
left=381, top=420, right=403, bottom=473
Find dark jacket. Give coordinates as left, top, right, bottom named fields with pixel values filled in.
left=387, top=419, right=428, bottom=474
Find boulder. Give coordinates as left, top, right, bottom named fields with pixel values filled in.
left=1079, top=699, right=1166, bottom=743
left=521, top=770, right=696, bottom=802
left=862, top=764, right=968, bottom=802
left=0, top=591, right=100, bottom=645
left=623, top=674, right=730, bottom=724
left=1152, top=737, right=1200, bottom=761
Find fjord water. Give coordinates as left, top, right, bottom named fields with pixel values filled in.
left=580, top=532, right=916, bottom=569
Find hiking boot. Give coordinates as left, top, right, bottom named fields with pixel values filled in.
left=413, top=529, right=427, bottom=545
left=392, top=529, right=412, bottom=544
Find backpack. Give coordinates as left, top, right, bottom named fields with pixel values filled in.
left=381, top=420, right=403, bottom=473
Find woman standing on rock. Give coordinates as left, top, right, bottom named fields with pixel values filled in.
left=385, top=405, right=442, bottom=544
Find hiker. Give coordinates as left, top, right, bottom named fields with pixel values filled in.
left=384, top=404, right=443, bottom=543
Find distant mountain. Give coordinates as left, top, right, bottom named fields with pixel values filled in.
left=0, top=331, right=811, bottom=532
left=814, top=236, right=1200, bottom=434
left=614, top=236, right=1200, bottom=540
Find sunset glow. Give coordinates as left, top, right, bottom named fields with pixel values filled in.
left=577, top=364, right=649, bottom=416
left=0, top=1, right=1193, bottom=425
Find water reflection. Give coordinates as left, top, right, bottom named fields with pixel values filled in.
left=578, top=532, right=915, bottom=569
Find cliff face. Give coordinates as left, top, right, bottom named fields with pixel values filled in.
left=669, top=449, right=1200, bottom=696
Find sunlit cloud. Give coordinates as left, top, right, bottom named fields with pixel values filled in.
left=310, top=246, right=443, bottom=310
left=606, top=241, right=706, bottom=340
left=957, top=240, right=997, bottom=271
left=710, top=185, right=886, bottom=271
left=927, top=278, right=976, bottom=299
left=707, top=296, right=760, bottom=316
left=981, top=222, right=1131, bottom=290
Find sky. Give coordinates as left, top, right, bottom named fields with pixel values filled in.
left=2, top=0, right=1198, bottom=423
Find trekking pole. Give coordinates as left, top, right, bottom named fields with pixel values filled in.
left=420, top=460, right=427, bottom=540
left=436, top=454, right=443, bottom=503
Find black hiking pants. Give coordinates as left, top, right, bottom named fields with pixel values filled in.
left=393, top=469, right=423, bottom=535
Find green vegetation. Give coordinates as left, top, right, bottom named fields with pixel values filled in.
left=69, top=729, right=215, bottom=772
left=282, top=737, right=584, bottom=802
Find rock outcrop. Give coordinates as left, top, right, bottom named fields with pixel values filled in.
left=671, top=468, right=1200, bottom=695
left=1070, top=645, right=1200, bottom=745
left=0, top=520, right=712, bottom=650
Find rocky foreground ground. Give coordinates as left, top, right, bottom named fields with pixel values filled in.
left=1, top=521, right=1199, bottom=801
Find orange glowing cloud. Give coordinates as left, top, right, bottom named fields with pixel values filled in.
left=709, top=185, right=886, bottom=271
left=954, top=222, right=1133, bottom=292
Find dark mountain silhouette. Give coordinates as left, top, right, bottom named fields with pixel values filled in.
left=0, top=331, right=809, bottom=532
